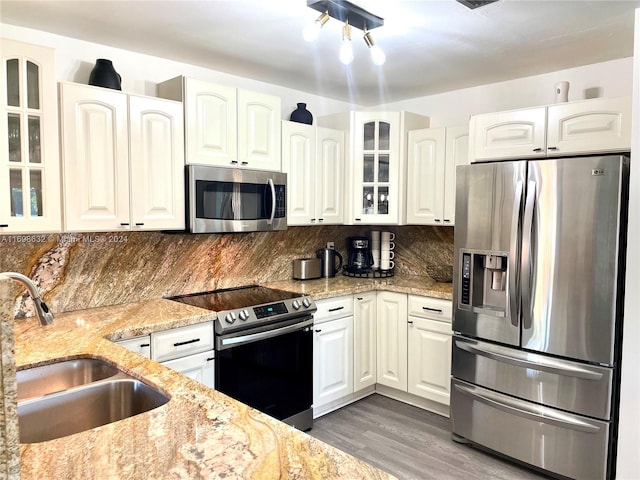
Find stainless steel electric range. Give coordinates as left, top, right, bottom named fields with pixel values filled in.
left=168, top=286, right=317, bottom=431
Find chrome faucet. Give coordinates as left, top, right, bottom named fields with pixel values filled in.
left=1, top=272, right=55, bottom=326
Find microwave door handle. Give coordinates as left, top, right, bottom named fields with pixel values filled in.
left=267, top=178, right=276, bottom=225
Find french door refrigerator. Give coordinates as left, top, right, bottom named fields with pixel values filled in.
left=451, top=155, right=629, bottom=480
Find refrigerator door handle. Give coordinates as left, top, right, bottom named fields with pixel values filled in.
left=454, top=339, right=604, bottom=380
left=454, top=382, right=601, bottom=433
left=521, top=180, right=536, bottom=330
left=508, top=180, right=524, bottom=326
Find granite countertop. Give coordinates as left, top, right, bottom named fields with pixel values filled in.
left=13, top=275, right=452, bottom=479
left=263, top=274, right=453, bottom=301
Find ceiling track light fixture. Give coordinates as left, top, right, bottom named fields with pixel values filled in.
left=304, top=0, right=385, bottom=66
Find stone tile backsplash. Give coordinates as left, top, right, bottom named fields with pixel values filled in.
left=0, top=225, right=453, bottom=316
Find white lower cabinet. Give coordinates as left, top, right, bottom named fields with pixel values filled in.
left=162, top=350, right=215, bottom=389
left=313, top=296, right=354, bottom=414
left=376, top=291, right=408, bottom=390
left=354, top=292, right=377, bottom=391
left=407, top=296, right=452, bottom=405
left=150, top=321, right=215, bottom=389
left=376, top=292, right=453, bottom=408
left=115, top=335, right=151, bottom=358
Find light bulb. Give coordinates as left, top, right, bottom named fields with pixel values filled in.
left=303, top=22, right=321, bottom=42
left=340, top=40, right=354, bottom=65
left=340, top=22, right=353, bottom=65
left=370, top=45, right=386, bottom=66
left=303, top=12, right=329, bottom=42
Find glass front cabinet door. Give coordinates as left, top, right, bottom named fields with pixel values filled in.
left=352, top=112, right=400, bottom=224
left=1, top=39, right=61, bottom=233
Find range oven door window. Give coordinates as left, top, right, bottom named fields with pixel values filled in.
left=216, top=319, right=312, bottom=423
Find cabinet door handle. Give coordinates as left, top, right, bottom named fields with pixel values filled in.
left=135, top=222, right=144, bottom=226
left=443, top=219, right=451, bottom=223
left=408, top=320, right=414, bottom=324
left=311, top=218, right=316, bottom=223
left=547, top=146, right=558, bottom=151
left=328, top=306, right=344, bottom=312
left=173, top=338, right=200, bottom=347
left=318, top=218, right=324, bottom=222
left=120, top=222, right=130, bottom=226
left=423, top=307, right=443, bottom=313
left=231, top=160, right=238, bottom=164
left=355, top=218, right=362, bottom=222
left=315, top=329, right=322, bottom=333
left=434, top=218, right=441, bottom=222
left=241, top=161, right=249, bottom=165
left=356, top=297, right=363, bottom=300
left=206, top=357, right=215, bottom=362
left=0, top=224, right=8, bottom=227
left=140, top=343, right=150, bottom=348
left=532, top=147, right=543, bottom=153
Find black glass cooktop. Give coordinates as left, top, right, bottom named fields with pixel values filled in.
left=167, top=285, right=301, bottom=312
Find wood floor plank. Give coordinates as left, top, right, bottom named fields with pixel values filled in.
left=308, top=394, right=552, bottom=480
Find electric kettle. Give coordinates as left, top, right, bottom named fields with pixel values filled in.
left=317, top=246, right=343, bottom=278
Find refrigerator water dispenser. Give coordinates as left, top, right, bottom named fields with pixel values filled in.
left=459, top=250, right=508, bottom=317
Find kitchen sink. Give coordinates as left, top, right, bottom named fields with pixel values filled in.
left=17, top=359, right=170, bottom=443
left=17, top=358, right=120, bottom=401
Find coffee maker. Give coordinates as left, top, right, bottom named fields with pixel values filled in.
left=345, top=236, right=373, bottom=273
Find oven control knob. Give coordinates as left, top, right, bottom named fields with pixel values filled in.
left=239, top=310, right=249, bottom=321
left=292, top=300, right=301, bottom=310
left=225, top=312, right=236, bottom=324
left=302, top=298, right=311, bottom=308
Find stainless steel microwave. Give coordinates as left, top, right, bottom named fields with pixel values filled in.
left=186, top=165, right=287, bottom=233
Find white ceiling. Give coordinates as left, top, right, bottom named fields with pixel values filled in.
left=1, top=0, right=639, bottom=106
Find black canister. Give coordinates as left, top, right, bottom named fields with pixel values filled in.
left=88, top=59, right=122, bottom=90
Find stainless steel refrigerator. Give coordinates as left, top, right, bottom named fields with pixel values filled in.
left=451, top=155, right=629, bottom=480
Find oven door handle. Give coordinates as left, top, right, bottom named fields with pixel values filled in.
left=217, top=318, right=313, bottom=350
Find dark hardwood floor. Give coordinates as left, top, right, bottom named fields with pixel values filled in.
left=308, top=394, right=552, bottom=480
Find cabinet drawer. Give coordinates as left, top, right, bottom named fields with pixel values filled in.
left=314, top=295, right=354, bottom=324
left=408, top=295, right=452, bottom=322
left=152, top=321, right=214, bottom=362
left=116, top=335, right=152, bottom=359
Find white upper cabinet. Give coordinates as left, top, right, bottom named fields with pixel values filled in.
left=469, top=97, right=631, bottom=162
left=282, top=121, right=344, bottom=226
left=60, top=82, right=184, bottom=232
left=1, top=39, right=61, bottom=233
left=470, top=107, right=546, bottom=161
left=406, top=125, right=468, bottom=225
left=443, top=125, right=469, bottom=224
left=158, top=76, right=281, bottom=171
left=546, top=97, right=632, bottom=155
left=406, top=127, right=445, bottom=225
left=128, top=95, right=185, bottom=230
left=315, top=127, right=344, bottom=225
left=282, top=122, right=314, bottom=224
left=318, top=111, right=429, bottom=225
left=237, top=89, right=281, bottom=171
left=183, top=78, right=237, bottom=166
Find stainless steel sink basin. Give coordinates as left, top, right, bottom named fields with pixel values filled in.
left=17, top=358, right=169, bottom=443
left=17, top=358, right=120, bottom=401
